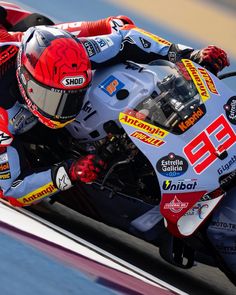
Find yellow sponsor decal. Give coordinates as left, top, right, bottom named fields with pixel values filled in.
left=119, top=112, right=168, bottom=138
left=0, top=172, right=11, bottom=179
left=134, top=28, right=171, bottom=46
left=17, top=182, right=58, bottom=205
left=0, top=162, right=9, bottom=172
left=130, top=130, right=165, bottom=147
left=198, top=68, right=219, bottom=95
left=182, top=59, right=210, bottom=102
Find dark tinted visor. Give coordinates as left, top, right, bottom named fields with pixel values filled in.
left=26, top=78, right=86, bottom=121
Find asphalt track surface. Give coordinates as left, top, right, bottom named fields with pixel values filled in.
left=8, top=0, right=236, bottom=294
left=29, top=201, right=236, bottom=295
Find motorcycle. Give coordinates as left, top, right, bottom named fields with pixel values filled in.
left=3, top=1, right=236, bottom=286
left=21, top=57, right=236, bottom=285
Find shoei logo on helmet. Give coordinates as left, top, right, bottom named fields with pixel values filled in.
left=61, top=76, right=85, bottom=87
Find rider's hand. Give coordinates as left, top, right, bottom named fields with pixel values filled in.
left=69, top=154, right=107, bottom=183
left=190, top=45, right=230, bottom=75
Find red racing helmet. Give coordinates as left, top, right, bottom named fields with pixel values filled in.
left=16, top=26, right=92, bottom=128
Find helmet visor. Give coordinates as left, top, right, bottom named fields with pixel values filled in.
left=26, top=78, right=86, bottom=121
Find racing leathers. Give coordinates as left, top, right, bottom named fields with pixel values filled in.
left=0, top=15, right=229, bottom=207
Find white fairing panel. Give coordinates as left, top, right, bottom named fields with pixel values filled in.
left=66, top=63, right=158, bottom=142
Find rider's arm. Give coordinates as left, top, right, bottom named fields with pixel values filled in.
left=54, top=15, right=134, bottom=37
left=0, top=15, right=132, bottom=42
left=0, top=140, right=73, bottom=207
left=54, top=16, right=182, bottom=63
left=80, top=24, right=229, bottom=74
left=80, top=24, right=193, bottom=68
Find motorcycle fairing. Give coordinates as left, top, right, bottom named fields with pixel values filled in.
left=67, top=58, right=236, bottom=238
left=118, top=61, right=236, bottom=237
left=177, top=193, right=225, bottom=236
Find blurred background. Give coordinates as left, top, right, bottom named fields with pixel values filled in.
left=1, top=1, right=236, bottom=294
left=12, top=0, right=236, bottom=90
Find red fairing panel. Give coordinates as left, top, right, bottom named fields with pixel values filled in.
left=0, top=1, right=31, bottom=26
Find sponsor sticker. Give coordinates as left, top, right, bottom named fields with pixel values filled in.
left=217, top=155, right=236, bottom=175
left=198, top=68, right=219, bottom=95
left=178, top=196, right=222, bottom=236
left=160, top=191, right=207, bottom=230
left=211, top=221, right=236, bottom=232
left=163, top=195, right=189, bottom=213
left=130, top=130, right=165, bottom=147
left=61, top=76, right=85, bottom=87
left=83, top=40, right=96, bottom=57
left=0, top=171, right=11, bottom=179
left=99, top=75, right=125, bottom=97
left=0, top=161, right=9, bottom=172
left=0, top=152, right=8, bottom=163
left=162, top=179, right=197, bottom=191
left=182, top=59, right=210, bottom=101
left=134, top=28, right=171, bottom=46
left=10, top=107, right=36, bottom=131
left=139, top=37, right=151, bottom=49
left=224, top=96, right=236, bottom=125
left=178, top=105, right=205, bottom=132
left=156, top=153, right=188, bottom=177
left=94, top=37, right=113, bottom=51
left=17, top=182, right=58, bottom=205
left=119, top=112, right=168, bottom=138
left=184, top=203, right=209, bottom=219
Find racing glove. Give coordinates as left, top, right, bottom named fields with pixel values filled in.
left=69, top=154, right=107, bottom=183
left=190, top=45, right=230, bottom=75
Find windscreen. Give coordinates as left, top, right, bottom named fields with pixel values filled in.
left=124, top=60, right=206, bottom=134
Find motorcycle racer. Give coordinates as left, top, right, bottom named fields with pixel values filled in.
left=0, top=2, right=230, bottom=207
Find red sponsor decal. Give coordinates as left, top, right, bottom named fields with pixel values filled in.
left=163, top=195, right=188, bottom=213
left=183, top=115, right=236, bottom=174
left=130, top=130, right=165, bottom=147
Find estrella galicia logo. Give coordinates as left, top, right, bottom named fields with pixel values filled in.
left=224, top=96, right=236, bottom=124
left=156, top=153, right=188, bottom=177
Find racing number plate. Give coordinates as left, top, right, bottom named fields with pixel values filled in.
left=183, top=114, right=236, bottom=174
